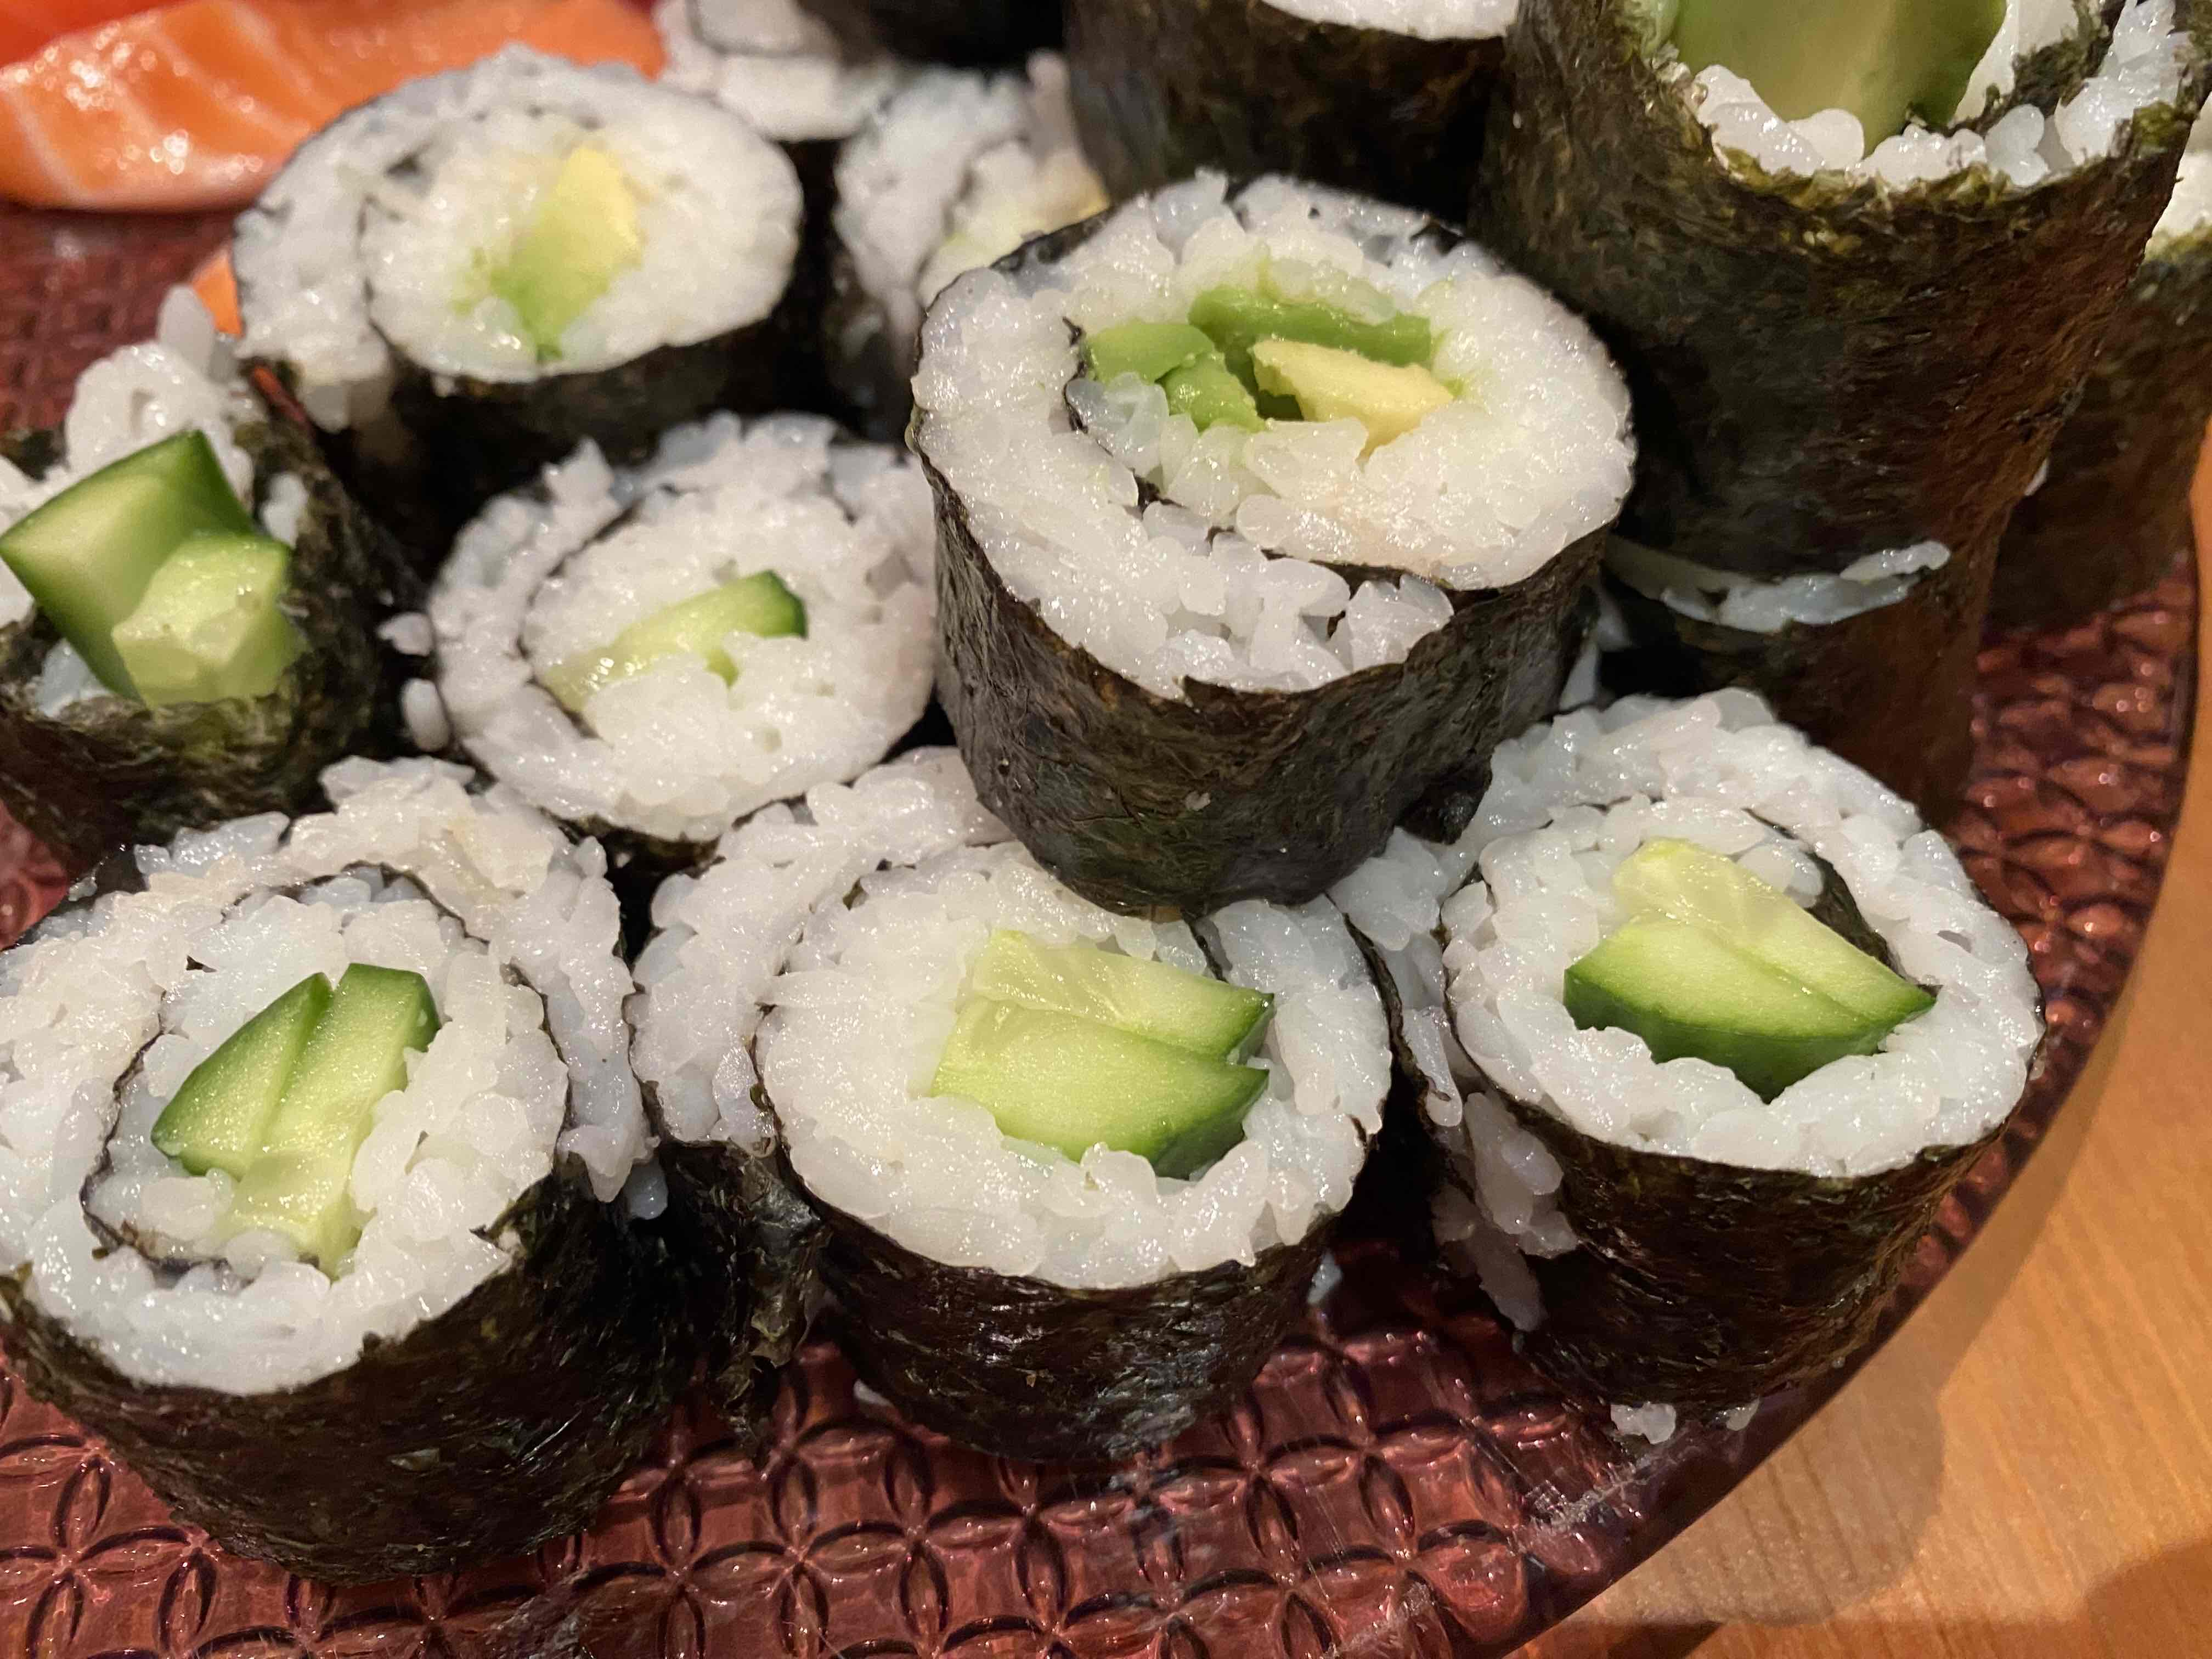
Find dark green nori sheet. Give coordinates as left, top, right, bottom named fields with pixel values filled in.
left=1476, top=0, right=2211, bottom=580
left=0, top=405, right=415, bottom=874
left=1065, top=0, right=1502, bottom=223
left=814, top=0, right=1060, bottom=66
left=1993, top=228, right=2212, bottom=630
left=822, top=236, right=916, bottom=444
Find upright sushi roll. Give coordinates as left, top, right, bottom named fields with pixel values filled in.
left=917, top=174, right=1633, bottom=917
left=1336, top=693, right=2041, bottom=1407
left=234, top=49, right=804, bottom=559
left=629, top=750, right=1391, bottom=1461
left=0, top=761, right=689, bottom=1582
left=1481, top=0, right=2211, bottom=815
left=0, top=291, right=412, bottom=872
left=1066, top=0, right=1511, bottom=221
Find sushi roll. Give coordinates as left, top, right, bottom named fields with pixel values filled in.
left=828, top=58, right=1109, bottom=438
left=234, top=48, right=805, bottom=560
left=629, top=750, right=1392, bottom=1461
left=916, top=174, right=1633, bottom=917
left=423, top=413, right=936, bottom=898
left=1480, top=0, right=2211, bottom=815
left=0, top=290, right=413, bottom=873
left=1066, top=0, right=1511, bottom=221
left=1995, top=104, right=2212, bottom=630
left=0, top=760, right=689, bottom=1582
left=1334, top=693, right=2041, bottom=1407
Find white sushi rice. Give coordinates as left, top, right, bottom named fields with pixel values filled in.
left=912, top=174, right=1634, bottom=697
left=1261, top=0, right=1514, bottom=37
left=430, top=413, right=935, bottom=847
left=0, top=759, right=646, bottom=1394
left=1606, top=539, right=1953, bottom=634
left=630, top=749, right=1390, bottom=1289
left=656, top=0, right=906, bottom=141
left=235, top=49, right=800, bottom=425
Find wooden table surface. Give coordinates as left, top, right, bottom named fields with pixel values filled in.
left=1523, top=482, right=2212, bottom=1659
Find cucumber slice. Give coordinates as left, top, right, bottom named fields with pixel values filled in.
left=1250, top=339, right=1455, bottom=449
left=490, top=144, right=645, bottom=359
left=223, top=963, right=439, bottom=1271
left=931, top=1000, right=1266, bottom=1178
left=540, top=571, right=806, bottom=713
left=1082, top=321, right=1217, bottom=385
left=0, top=430, right=256, bottom=697
left=966, top=930, right=1274, bottom=1062
left=150, top=974, right=332, bottom=1180
left=1163, top=353, right=1265, bottom=433
left=110, top=531, right=304, bottom=707
left=1188, top=285, right=1434, bottom=386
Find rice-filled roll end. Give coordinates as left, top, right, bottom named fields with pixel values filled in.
left=630, top=751, right=1392, bottom=1462
left=917, top=174, right=1632, bottom=919
left=0, top=761, right=689, bottom=1582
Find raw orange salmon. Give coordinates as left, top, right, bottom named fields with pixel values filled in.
left=0, top=2, right=149, bottom=66
left=0, top=0, right=665, bottom=212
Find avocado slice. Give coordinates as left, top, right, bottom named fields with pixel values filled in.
left=1188, top=285, right=1434, bottom=385
left=1163, top=353, right=1265, bottom=432
left=1082, top=321, right=1218, bottom=385
left=1250, top=338, right=1455, bottom=449
left=490, top=144, right=644, bottom=360
left=930, top=999, right=1267, bottom=1178
left=110, top=531, right=304, bottom=707
left=540, top=571, right=806, bottom=713
left=1669, top=0, right=2006, bottom=144
left=0, top=429, right=257, bottom=697
left=966, top=930, right=1275, bottom=1062
left=150, top=973, right=332, bottom=1181
left=223, top=963, right=440, bottom=1272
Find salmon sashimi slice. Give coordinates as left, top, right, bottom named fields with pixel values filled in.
left=0, top=1, right=147, bottom=67
left=0, top=0, right=665, bottom=211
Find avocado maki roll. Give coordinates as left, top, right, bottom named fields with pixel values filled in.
left=0, top=760, right=689, bottom=1582
left=917, top=175, right=1632, bottom=918
left=1066, top=0, right=1511, bottom=221
left=234, top=48, right=805, bottom=562
left=629, top=749, right=1391, bottom=1461
left=0, top=290, right=413, bottom=873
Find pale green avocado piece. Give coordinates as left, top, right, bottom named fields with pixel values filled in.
left=1250, top=338, right=1455, bottom=449
left=151, top=974, right=332, bottom=1181
left=1163, top=353, right=1264, bottom=432
left=1082, top=321, right=1218, bottom=385
left=932, top=1000, right=1267, bottom=1178
left=491, top=144, right=644, bottom=359
left=223, top=963, right=439, bottom=1272
left=1188, top=285, right=1434, bottom=385
left=540, top=571, right=806, bottom=713
left=0, top=429, right=257, bottom=698
left=1669, top=0, right=2006, bottom=144
left=1612, top=838, right=1935, bottom=1028
left=966, top=929, right=1275, bottom=1062
left=110, top=531, right=304, bottom=708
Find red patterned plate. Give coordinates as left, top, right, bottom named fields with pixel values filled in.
left=0, top=206, right=2192, bottom=1659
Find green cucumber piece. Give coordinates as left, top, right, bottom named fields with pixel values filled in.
left=490, top=144, right=644, bottom=359
left=1163, top=353, right=1265, bottom=432
left=151, top=974, right=332, bottom=1180
left=1081, top=321, right=1218, bottom=385
left=540, top=571, right=806, bottom=713
left=1669, top=0, right=2006, bottom=143
left=0, top=429, right=256, bottom=697
left=1612, top=839, right=1934, bottom=1028
left=223, top=963, right=439, bottom=1271
left=1188, top=285, right=1434, bottom=386
left=109, top=531, right=304, bottom=707
left=931, top=1000, right=1267, bottom=1178
left=1250, top=338, right=1455, bottom=449
left=966, top=930, right=1274, bottom=1062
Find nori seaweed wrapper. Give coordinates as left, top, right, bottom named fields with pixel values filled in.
left=1993, top=225, right=2212, bottom=630
left=1066, top=0, right=1502, bottom=222
left=0, top=405, right=416, bottom=875
left=812, top=0, right=1060, bottom=66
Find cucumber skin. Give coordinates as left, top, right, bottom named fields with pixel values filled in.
left=151, top=972, right=331, bottom=1180
left=1563, top=964, right=1886, bottom=1101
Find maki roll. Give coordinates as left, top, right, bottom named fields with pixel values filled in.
left=1066, top=0, right=1511, bottom=221
left=0, top=760, right=688, bottom=1582
left=0, top=290, right=411, bottom=873
left=424, top=414, right=935, bottom=895
left=1480, top=0, right=2211, bottom=815
left=234, top=48, right=804, bottom=559
left=916, top=174, right=1632, bottom=917
left=629, top=750, right=1391, bottom=1461
left=1996, top=104, right=2212, bottom=629
left=1336, top=692, right=2040, bottom=1407
left=829, top=58, right=1109, bottom=437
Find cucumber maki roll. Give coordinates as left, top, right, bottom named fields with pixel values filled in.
left=917, top=175, right=1632, bottom=917
left=1334, top=692, right=2040, bottom=1407
left=0, top=290, right=412, bottom=873
left=0, top=760, right=689, bottom=1582
left=1481, top=0, right=2211, bottom=815
left=1066, top=0, right=1511, bottom=221
left=234, top=48, right=805, bottom=562
left=629, top=749, right=1392, bottom=1461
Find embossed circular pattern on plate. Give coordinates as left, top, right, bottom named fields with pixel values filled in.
left=0, top=206, right=2193, bottom=1658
